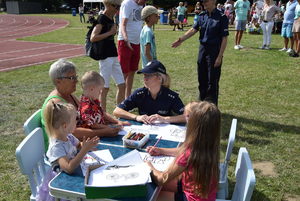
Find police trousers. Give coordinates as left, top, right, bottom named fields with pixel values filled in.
left=197, top=44, right=221, bottom=105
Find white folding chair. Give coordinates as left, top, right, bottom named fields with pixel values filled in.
left=23, top=109, right=42, bottom=136
left=217, top=147, right=256, bottom=201
left=218, top=118, right=237, bottom=199
left=16, top=127, right=46, bottom=201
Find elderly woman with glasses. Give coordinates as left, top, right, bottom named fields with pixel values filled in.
left=41, top=59, right=121, bottom=151
left=113, top=60, right=186, bottom=124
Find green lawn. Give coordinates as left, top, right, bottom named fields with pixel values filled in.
left=0, top=14, right=299, bottom=201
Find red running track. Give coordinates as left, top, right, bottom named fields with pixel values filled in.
left=0, top=14, right=84, bottom=72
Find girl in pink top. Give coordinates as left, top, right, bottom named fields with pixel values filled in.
left=146, top=101, right=221, bottom=201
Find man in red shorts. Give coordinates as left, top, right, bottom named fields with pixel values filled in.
left=118, top=0, right=147, bottom=98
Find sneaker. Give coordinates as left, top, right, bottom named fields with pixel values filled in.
left=289, top=52, right=299, bottom=57
left=279, top=47, right=287, bottom=51
left=264, top=46, right=270, bottom=50
left=260, top=45, right=266, bottom=49
left=286, top=48, right=294, bottom=53
left=234, top=45, right=240, bottom=50
left=238, top=45, right=244, bottom=49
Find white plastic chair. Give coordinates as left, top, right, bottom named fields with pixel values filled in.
left=218, top=118, right=237, bottom=199
left=16, top=127, right=46, bottom=201
left=23, top=109, right=42, bottom=136
left=217, top=147, right=256, bottom=201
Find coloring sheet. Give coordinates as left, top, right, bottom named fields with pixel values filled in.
left=139, top=152, right=175, bottom=172
left=88, top=150, right=151, bottom=187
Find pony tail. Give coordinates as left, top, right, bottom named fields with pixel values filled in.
left=43, top=101, right=56, bottom=138
left=160, top=73, right=171, bottom=88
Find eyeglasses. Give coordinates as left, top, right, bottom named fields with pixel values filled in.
left=111, top=4, right=120, bottom=9
left=58, top=75, right=78, bottom=81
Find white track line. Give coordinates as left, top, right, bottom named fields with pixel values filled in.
left=0, top=46, right=83, bottom=62
left=0, top=43, right=67, bottom=55
left=0, top=54, right=85, bottom=72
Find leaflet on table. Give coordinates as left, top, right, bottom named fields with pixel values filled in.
left=81, top=149, right=114, bottom=176
left=118, top=124, right=186, bottom=142
left=154, top=124, right=186, bottom=142
left=88, top=149, right=151, bottom=187
left=139, top=152, right=175, bottom=172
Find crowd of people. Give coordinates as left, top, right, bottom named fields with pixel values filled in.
left=213, top=0, right=300, bottom=57
left=35, top=0, right=298, bottom=200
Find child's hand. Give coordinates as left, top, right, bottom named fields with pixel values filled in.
left=107, top=127, right=121, bottom=137
left=146, top=146, right=162, bottom=156
left=81, top=136, right=99, bottom=151
left=118, top=121, right=131, bottom=127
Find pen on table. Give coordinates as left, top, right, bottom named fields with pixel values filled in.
left=150, top=136, right=162, bottom=154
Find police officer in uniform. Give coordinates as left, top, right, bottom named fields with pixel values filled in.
left=172, top=0, right=229, bottom=106
left=113, top=60, right=186, bottom=124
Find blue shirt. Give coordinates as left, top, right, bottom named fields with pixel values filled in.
left=283, top=0, right=297, bottom=23
left=295, top=4, right=300, bottom=20
left=193, top=9, right=229, bottom=46
left=234, top=0, right=250, bottom=21
left=140, top=25, right=157, bottom=68
left=118, top=87, right=185, bottom=116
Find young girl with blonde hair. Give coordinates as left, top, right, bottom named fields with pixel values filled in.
left=37, top=101, right=99, bottom=201
left=44, top=101, right=99, bottom=174
left=146, top=101, right=221, bottom=201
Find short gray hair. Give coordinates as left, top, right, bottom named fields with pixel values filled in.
left=49, top=59, right=76, bottom=84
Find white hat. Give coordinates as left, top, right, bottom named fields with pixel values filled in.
left=141, top=6, right=163, bottom=21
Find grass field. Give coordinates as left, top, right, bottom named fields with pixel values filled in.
left=0, top=14, right=299, bottom=201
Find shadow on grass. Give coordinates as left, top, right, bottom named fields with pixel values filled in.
left=227, top=176, right=271, bottom=201
left=220, top=113, right=300, bottom=145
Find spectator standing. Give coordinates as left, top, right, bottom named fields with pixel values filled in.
left=225, top=0, right=234, bottom=24
left=90, top=0, right=125, bottom=111
left=234, top=0, right=250, bottom=49
left=279, top=0, right=297, bottom=53
left=260, top=0, right=280, bottom=49
left=177, top=2, right=187, bottom=30
left=118, top=0, right=146, bottom=99
left=79, top=4, right=86, bottom=23
left=172, top=0, right=229, bottom=106
left=290, top=0, right=300, bottom=57
left=140, top=6, right=163, bottom=68
left=194, top=2, right=203, bottom=25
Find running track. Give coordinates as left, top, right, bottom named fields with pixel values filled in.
left=0, top=14, right=84, bottom=72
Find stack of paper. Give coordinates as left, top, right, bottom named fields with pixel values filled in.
left=88, top=150, right=151, bottom=187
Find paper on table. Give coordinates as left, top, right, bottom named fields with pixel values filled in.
left=118, top=125, right=150, bottom=135
left=81, top=149, right=114, bottom=176
left=139, top=152, right=175, bottom=172
left=88, top=150, right=151, bottom=187
left=155, top=125, right=186, bottom=142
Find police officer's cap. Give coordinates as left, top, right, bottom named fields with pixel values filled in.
left=137, top=60, right=166, bottom=74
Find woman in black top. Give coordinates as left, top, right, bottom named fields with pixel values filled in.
left=90, top=0, right=125, bottom=112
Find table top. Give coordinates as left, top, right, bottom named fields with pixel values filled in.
left=49, top=122, right=182, bottom=201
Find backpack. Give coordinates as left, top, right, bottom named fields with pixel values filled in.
left=85, top=19, right=104, bottom=61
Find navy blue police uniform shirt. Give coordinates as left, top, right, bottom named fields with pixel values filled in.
left=193, top=8, right=229, bottom=46
left=118, top=87, right=185, bottom=116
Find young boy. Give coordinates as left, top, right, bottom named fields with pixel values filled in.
left=90, top=0, right=125, bottom=111
left=140, top=6, right=163, bottom=68
left=77, top=71, right=129, bottom=130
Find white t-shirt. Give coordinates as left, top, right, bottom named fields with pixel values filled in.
left=117, top=0, right=143, bottom=44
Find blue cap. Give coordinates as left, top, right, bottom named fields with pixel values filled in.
left=137, top=60, right=166, bottom=74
